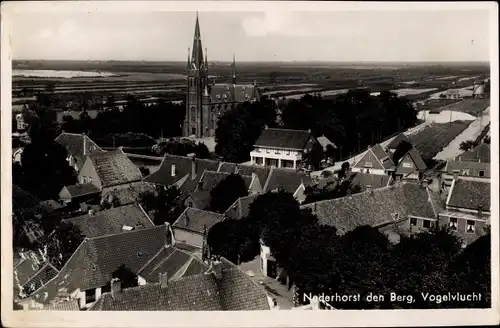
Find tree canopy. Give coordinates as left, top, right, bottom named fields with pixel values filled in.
left=139, top=185, right=184, bottom=225
left=209, top=174, right=249, bottom=213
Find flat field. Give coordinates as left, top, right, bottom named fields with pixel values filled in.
left=408, top=120, right=473, bottom=160
left=12, top=60, right=489, bottom=109
left=427, top=99, right=490, bottom=116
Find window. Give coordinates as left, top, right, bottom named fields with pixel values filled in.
left=423, top=220, right=431, bottom=229
left=449, top=218, right=458, bottom=230
left=101, top=284, right=111, bottom=294
left=85, top=288, right=96, bottom=304
left=479, top=170, right=485, bottom=177
left=191, top=127, right=196, bottom=135
left=188, top=201, right=193, bottom=208
left=364, top=162, right=373, bottom=168
left=410, top=218, right=417, bottom=226
left=402, top=162, right=413, bottom=168
left=190, top=107, right=197, bottom=122
left=466, top=220, right=475, bottom=233
left=286, top=150, right=291, bottom=155
left=462, top=169, right=470, bottom=176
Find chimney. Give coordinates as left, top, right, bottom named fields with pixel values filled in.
left=212, top=260, right=223, bottom=280
left=83, top=135, right=87, bottom=156
left=164, top=222, right=173, bottom=246
left=171, top=164, right=176, bottom=177
left=88, top=209, right=95, bottom=216
left=191, top=157, right=197, bottom=180
left=159, top=272, right=168, bottom=288
left=264, top=125, right=268, bottom=130
left=110, top=278, right=121, bottom=299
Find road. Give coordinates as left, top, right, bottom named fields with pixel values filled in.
left=434, top=106, right=490, bottom=161
left=311, top=122, right=431, bottom=177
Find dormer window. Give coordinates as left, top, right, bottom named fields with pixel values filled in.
left=449, top=218, right=458, bottom=230
left=462, top=169, right=470, bottom=176
left=466, top=220, right=475, bottom=233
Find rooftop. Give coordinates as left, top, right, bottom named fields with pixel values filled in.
left=386, top=133, right=412, bottom=150
left=195, top=170, right=252, bottom=193
left=64, top=204, right=154, bottom=238
left=87, top=149, right=142, bottom=188
left=61, top=183, right=100, bottom=199
left=224, top=194, right=261, bottom=220
left=89, top=258, right=270, bottom=311
left=254, top=128, right=313, bottom=150
left=55, top=132, right=104, bottom=170
left=455, top=143, right=490, bottom=163
left=263, top=167, right=314, bottom=194
left=173, top=208, right=225, bottom=234
left=447, top=178, right=491, bottom=211
left=302, top=182, right=440, bottom=235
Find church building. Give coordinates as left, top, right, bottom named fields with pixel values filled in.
left=183, top=13, right=260, bottom=138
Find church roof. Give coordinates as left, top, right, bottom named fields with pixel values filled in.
left=209, top=84, right=259, bottom=103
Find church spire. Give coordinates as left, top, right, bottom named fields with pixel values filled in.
left=232, top=52, right=236, bottom=85
left=187, top=47, right=191, bottom=71
left=204, top=48, right=208, bottom=72
left=191, top=12, right=204, bottom=70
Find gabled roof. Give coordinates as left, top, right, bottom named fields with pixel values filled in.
left=20, top=262, right=59, bottom=296
left=444, top=161, right=490, bottom=178
left=396, top=148, right=427, bottom=175
left=405, top=148, right=427, bottom=171
left=386, top=133, right=412, bottom=150
left=195, top=170, right=252, bottom=192
left=27, top=226, right=172, bottom=303
left=218, top=163, right=272, bottom=189
left=64, top=204, right=154, bottom=238
left=263, top=167, right=314, bottom=194
left=144, top=154, right=220, bottom=187
left=55, top=132, right=104, bottom=170
left=173, top=208, right=225, bottom=234
left=62, top=183, right=100, bottom=199
left=254, top=128, right=314, bottom=150
left=447, top=178, right=491, bottom=211
left=349, top=172, right=391, bottom=190
left=302, top=182, right=439, bottom=235
left=224, top=194, right=260, bottom=220
left=455, top=143, right=490, bottom=163
left=353, top=144, right=394, bottom=170
left=86, top=149, right=142, bottom=188
left=316, top=135, right=337, bottom=149
left=89, top=258, right=270, bottom=311
left=137, top=246, right=208, bottom=283
left=209, top=84, right=259, bottom=103
left=370, top=144, right=394, bottom=169
left=186, top=191, right=211, bottom=210
left=101, top=182, right=156, bottom=207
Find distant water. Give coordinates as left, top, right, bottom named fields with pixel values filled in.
left=13, top=69, right=116, bottom=78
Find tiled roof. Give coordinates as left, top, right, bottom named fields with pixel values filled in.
left=38, top=200, right=65, bottom=212
left=455, top=143, right=490, bottom=163
left=64, top=204, right=154, bottom=238
left=138, top=246, right=208, bottom=283
left=302, top=182, right=438, bottom=235
left=209, top=84, right=259, bottom=103
left=447, top=179, right=491, bottom=211
left=55, top=133, right=104, bottom=170
left=43, top=299, right=80, bottom=311
left=89, top=258, right=270, bottom=311
left=224, top=194, right=260, bottom=220
left=444, top=161, right=490, bottom=178
left=386, top=133, right=412, bottom=150
left=196, top=170, right=252, bottom=192
left=87, top=150, right=142, bottom=188
left=101, top=182, right=156, bottom=206
left=218, top=163, right=272, bottom=188
left=27, top=226, right=172, bottom=303
left=254, top=128, right=313, bottom=150
left=186, top=191, right=211, bottom=210
left=21, top=262, right=59, bottom=296
left=263, top=167, right=314, bottom=194
left=173, top=208, right=225, bottom=234
left=144, top=154, right=220, bottom=187
left=349, top=172, right=391, bottom=190
left=406, top=148, right=427, bottom=171
left=371, top=144, right=394, bottom=169
left=63, top=183, right=100, bottom=198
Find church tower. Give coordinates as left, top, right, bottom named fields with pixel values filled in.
left=183, top=13, right=211, bottom=137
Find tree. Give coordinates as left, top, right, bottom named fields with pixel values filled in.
left=139, top=185, right=184, bottom=225
left=207, top=219, right=243, bottom=264
left=194, top=142, right=210, bottom=159
left=392, top=140, right=414, bottom=164
left=324, top=144, right=336, bottom=163
left=459, top=140, right=476, bottom=152
left=44, top=221, right=84, bottom=269
left=210, top=174, right=248, bottom=213
left=19, top=140, right=77, bottom=200
left=306, top=142, right=324, bottom=170
left=215, top=100, right=277, bottom=162
left=112, top=264, right=139, bottom=289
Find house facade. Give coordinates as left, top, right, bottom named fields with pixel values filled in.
left=394, top=148, right=427, bottom=181
left=172, top=208, right=225, bottom=249
left=351, top=144, right=395, bottom=176
left=250, top=127, right=318, bottom=170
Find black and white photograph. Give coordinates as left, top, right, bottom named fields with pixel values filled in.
left=1, top=1, right=498, bottom=327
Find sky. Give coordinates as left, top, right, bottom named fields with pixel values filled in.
left=8, top=7, right=491, bottom=62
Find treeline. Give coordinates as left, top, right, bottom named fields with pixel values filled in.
left=215, top=90, right=418, bottom=163
left=60, top=96, right=186, bottom=139
left=207, top=191, right=490, bottom=309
